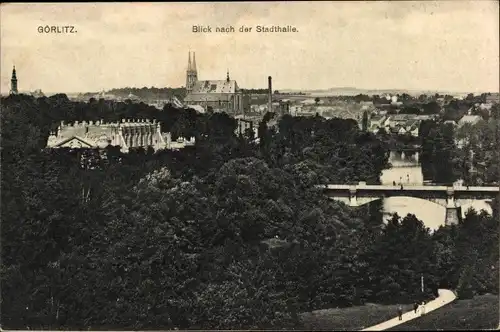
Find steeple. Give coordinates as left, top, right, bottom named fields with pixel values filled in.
left=226, top=69, right=230, bottom=82
left=186, top=51, right=198, bottom=94
left=10, top=65, right=18, bottom=95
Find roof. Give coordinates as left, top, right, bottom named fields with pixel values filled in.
left=406, top=120, right=419, bottom=127
left=190, top=80, right=239, bottom=94
left=52, top=136, right=96, bottom=148
left=186, top=104, right=206, bottom=113
left=391, top=114, right=413, bottom=121
left=184, top=93, right=234, bottom=102
left=458, top=115, right=481, bottom=126
left=371, top=115, right=386, bottom=122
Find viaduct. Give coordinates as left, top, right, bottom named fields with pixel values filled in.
left=318, top=182, right=499, bottom=225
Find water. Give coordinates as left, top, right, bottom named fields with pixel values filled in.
left=380, top=151, right=492, bottom=231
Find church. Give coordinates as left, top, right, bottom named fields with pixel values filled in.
left=183, top=52, right=247, bottom=114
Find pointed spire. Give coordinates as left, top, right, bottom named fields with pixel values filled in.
left=12, top=65, right=17, bottom=79
left=226, top=69, right=230, bottom=82
left=187, top=51, right=192, bottom=71
left=192, top=52, right=197, bottom=72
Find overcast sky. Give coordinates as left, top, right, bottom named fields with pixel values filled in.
left=1, top=1, right=498, bottom=94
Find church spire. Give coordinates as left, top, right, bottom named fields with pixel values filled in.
left=192, top=52, right=197, bottom=72
left=226, top=69, right=230, bottom=82
left=10, top=65, right=18, bottom=95
left=187, top=51, right=192, bottom=71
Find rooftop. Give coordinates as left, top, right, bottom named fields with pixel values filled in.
left=190, top=80, right=239, bottom=94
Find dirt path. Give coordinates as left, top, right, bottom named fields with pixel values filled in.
left=361, top=289, right=456, bottom=331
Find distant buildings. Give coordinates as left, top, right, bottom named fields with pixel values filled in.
left=183, top=51, right=246, bottom=114
left=369, top=114, right=420, bottom=137
left=235, top=115, right=258, bottom=139
left=46, top=119, right=188, bottom=153
left=30, top=89, right=45, bottom=98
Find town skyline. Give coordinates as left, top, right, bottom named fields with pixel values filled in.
left=1, top=1, right=499, bottom=94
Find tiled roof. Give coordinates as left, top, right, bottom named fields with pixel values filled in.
left=190, top=80, right=239, bottom=94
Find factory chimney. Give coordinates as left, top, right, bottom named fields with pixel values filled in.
left=268, top=76, right=272, bottom=113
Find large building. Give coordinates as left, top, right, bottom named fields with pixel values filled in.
left=46, top=119, right=172, bottom=153
left=10, top=66, right=18, bottom=95
left=183, top=51, right=246, bottom=114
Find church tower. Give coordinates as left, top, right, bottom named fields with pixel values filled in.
left=10, top=66, right=18, bottom=95
left=186, top=51, right=198, bottom=94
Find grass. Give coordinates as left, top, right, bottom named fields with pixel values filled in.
left=387, top=294, right=499, bottom=330
left=300, top=303, right=413, bottom=331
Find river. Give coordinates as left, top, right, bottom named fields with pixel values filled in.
left=380, top=151, right=492, bottom=231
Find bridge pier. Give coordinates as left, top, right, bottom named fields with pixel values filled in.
left=445, top=207, right=460, bottom=225
left=445, top=188, right=460, bottom=225
left=349, top=187, right=358, bottom=206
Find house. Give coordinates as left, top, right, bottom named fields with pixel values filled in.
left=457, top=115, right=481, bottom=128
left=369, top=115, right=387, bottom=129
left=415, top=115, right=434, bottom=121
left=405, top=120, right=419, bottom=131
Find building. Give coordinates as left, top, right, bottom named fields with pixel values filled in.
left=46, top=119, right=171, bottom=153
left=183, top=51, right=245, bottom=115
left=30, top=89, right=45, bottom=98
left=457, top=115, right=481, bottom=128
left=369, top=115, right=389, bottom=130
left=10, top=66, right=18, bottom=95
left=235, top=117, right=258, bottom=139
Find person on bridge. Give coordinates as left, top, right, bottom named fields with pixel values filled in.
left=397, top=305, right=403, bottom=320
left=393, top=181, right=396, bottom=186
left=400, top=184, right=404, bottom=190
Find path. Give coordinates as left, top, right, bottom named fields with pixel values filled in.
left=361, top=289, right=456, bottom=331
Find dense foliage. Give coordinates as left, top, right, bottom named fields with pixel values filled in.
left=106, top=87, right=187, bottom=100
left=1, top=94, right=498, bottom=329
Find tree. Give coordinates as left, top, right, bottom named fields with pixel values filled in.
left=362, top=111, right=369, bottom=131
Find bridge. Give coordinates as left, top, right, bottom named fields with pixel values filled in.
left=318, top=182, right=500, bottom=225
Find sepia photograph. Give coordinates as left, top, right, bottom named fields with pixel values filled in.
left=0, top=1, right=499, bottom=330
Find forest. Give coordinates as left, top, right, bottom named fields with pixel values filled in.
left=1, top=94, right=498, bottom=329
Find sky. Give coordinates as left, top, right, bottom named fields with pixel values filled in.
left=1, top=1, right=499, bottom=94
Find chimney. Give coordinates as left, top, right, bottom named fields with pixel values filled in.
left=268, top=76, right=272, bottom=113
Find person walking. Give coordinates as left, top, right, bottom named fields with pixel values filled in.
left=397, top=305, right=403, bottom=321
left=413, top=301, right=419, bottom=314
left=420, top=301, right=426, bottom=316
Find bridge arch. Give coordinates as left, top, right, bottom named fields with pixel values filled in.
left=344, top=195, right=449, bottom=209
